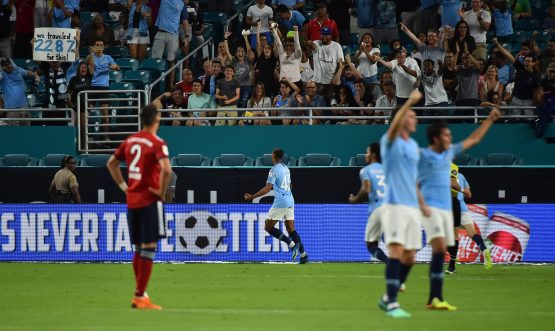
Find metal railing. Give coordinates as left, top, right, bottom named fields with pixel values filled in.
left=77, top=89, right=148, bottom=154
left=224, top=0, right=256, bottom=33
left=146, top=38, right=214, bottom=101
left=0, top=108, right=73, bottom=125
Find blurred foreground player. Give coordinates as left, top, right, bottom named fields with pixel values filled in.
left=107, top=104, right=172, bottom=310
left=348, top=143, right=388, bottom=263
left=244, top=148, right=308, bottom=264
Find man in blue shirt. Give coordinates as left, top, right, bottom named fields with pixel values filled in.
left=348, top=143, right=388, bottom=263
left=275, top=4, right=305, bottom=32
left=52, top=0, right=73, bottom=28
left=244, top=148, right=308, bottom=264
left=418, top=109, right=500, bottom=311
left=378, top=89, right=425, bottom=318
left=0, top=58, right=39, bottom=126
left=448, top=165, right=492, bottom=273
left=152, top=0, right=189, bottom=87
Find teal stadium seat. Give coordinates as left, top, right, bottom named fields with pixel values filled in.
left=79, top=154, right=111, bottom=167
left=116, top=58, right=139, bottom=71
left=171, top=154, right=211, bottom=166
left=514, top=30, right=531, bottom=43
left=38, top=154, right=70, bottom=167
left=80, top=12, right=96, bottom=25
left=109, top=70, right=123, bottom=83
left=348, top=154, right=368, bottom=167
left=0, top=154, right=37, bottom=167
left=105, top=46, right=129, bottom=59
left=13, top=58, right=37, bottom=70
left=453, top=153, right=478, bottom=166
left=379, top=44, right=392, bottom=56
left=255, top=154, right=296, bottom=167
left=298, top=153, right=341, bottom=166
left=212, top=154, right=253, bottom=166
left=123, top=70, right=151, bottom=89
left=535, top=30, right=552, bottom=43
left=480, top=153, right=523, bottom=165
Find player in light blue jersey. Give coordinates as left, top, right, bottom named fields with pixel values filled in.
left=348, top=143, right=388, bottom=263
left=448, top=167, right=492, bottom=274
left=418, top=110, right=500, bottom=311
left=377, top=89, right=426, bottom=319
left=244, top=148, right=308, bottom=264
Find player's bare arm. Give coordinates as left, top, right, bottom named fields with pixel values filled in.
left=148, top=157, right=172, bottom=201
left=387, top=89, right=422, bottom=142
left=417, top=185, right=431, bottom=217
left=461, top=108, right=501, bottom=150
left=107, top=156, right=127, bottom=193
left=244, top=183, right=273, bottom=201
left=348, top=180, right=370, bottom=204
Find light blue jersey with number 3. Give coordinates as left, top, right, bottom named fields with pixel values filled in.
left=267, top=163, right=294, bottom=208
left=360, top=163, right=386, bottom=213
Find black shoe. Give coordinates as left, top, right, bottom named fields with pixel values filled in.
left=299, top=255, right=309, bottom=264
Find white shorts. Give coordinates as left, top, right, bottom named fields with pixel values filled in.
left=128, top=29, right=150, bottom=45
left=460, top=212, right=473, bottom=227
left=151, top=31, right=179, bottom=61
left=267, top=207, right=294, bottom=221
left=381, top=204, right=422, bottom=250
left=422, top=207, right=455, bottom=246
left=365, top=206, right=383, bottom=242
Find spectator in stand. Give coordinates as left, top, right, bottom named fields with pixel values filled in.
left=532, top=36, right=555, bottom=76
left=442, top=50, right=458, bottom=101
left=494, top=38, right=541, bottom=120
left=272, top=0, right=304, bottom=11
left=332, top=85, right=360, bottom=125
left=375, top=47, right=420, bottom=105
left=302, top=80, right=327, bottom=124
left=153, top=87, right=190, bottom=126
left=401, top=23, right=446, bottom=68
left=35, top=0, right=51, bottom=29
left=246, top=0, right=274, bottom=50
left=372, top=0, right=398, bottom=44
left=87, top=38, right=120, bottom=132
left=175, top=68, right=193, bottom=105
left=327, top=0, right=351, bottom=45
left=241, top=81, right=272, bottom=126
left=306, top=2, right=339, bottom=42
left=152, top=0, right=188, bottom=88
left=441, top=0, right=463, bottom=29
left=450, top=42, right=481, bottom=121
left=203, top=59, right=224, bottom=96
left=187, top=0, right=208, bottom=61
left=41, top=61, right=71, bottom=124
left=481, top=90, right=507, bottom=110
left=299, top=46, right=314, bottom=87
left=448, top=20, right=476, bottom=62
left=333, top=54, right=363, bottom=97
left=544, top=5, right=555, bottom=33
left=275, top=4, right=305, bottom=33
left=386, top=38, right=402, bottom=61
left=126, top=0, right=151, bottom=60
left=509, top=0, right=531, bottom=22
left=416, top=0, right=441, bottom=36
left=114, top=10, right=129, bottom=46
left=147, top=0, right=161, bottom=45
left=52, top=0, right=73, bottom=28
left=354, top=78, right=374, bottom=107
left=459, top=0, right=490, bottom=60
left=82, top=13, right=116, bottom=47
left=353, top=33, right=381, bottom=94
left=309, top=26, right=344, bottom=104
left=215, top=65, right=240, bottom=126
left=188, top=79, right=216, bottom=126
left=480, top=65, right=505, bottom=102
left=0, top=58, right=39, bottom=126
left=272, top=25, right=302, bottom=86
left=490, top=47, right=512, bottom=85
left=82, top=0, right=109, bottom=12
left=536, top=63, right=555, bottom=135
left=109, top=0, right=129, bottom=11
left=420, top=59, right=449, bottom=120
left=216, top=39, right=233, bottom=68
left=254, top=43, right=279, bottom=98
left=492, top=0, right=513, bottom=43
left=253, top=21, right=272, bottom=57
left=68, top=61, right=91, bottom=148
left=272, top=78, right=301, bottom=125
left=225, top=32, right=254, bottom=109
left=14, top=0, right=34, bottom=59
left=374, top=79, right=396, bottom=124
left=198, top=59, right=211, bottom=85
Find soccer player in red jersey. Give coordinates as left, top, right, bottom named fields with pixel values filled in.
left=107, top=104, right=172, bottom=310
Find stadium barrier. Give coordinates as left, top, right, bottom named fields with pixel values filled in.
left=0, top=108, right=74, bottom=125
left=0, top=203, right=551, bottom=262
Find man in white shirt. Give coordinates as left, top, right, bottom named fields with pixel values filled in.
left=461, top=0, right=491, bottom=60
left=374, top=79, right=397, bottom=124
left=376, top=47, right=420, bottom=105
left=309, top=26, right=344, bottom=103
left=246, top=0, right=274, bottom=49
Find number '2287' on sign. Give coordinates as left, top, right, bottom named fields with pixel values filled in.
left=34, top=39, right=76, bottom=53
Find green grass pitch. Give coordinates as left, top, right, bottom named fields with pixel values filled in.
left=0, top=263, right=553, bottom=331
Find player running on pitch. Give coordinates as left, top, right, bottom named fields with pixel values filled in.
left=447, top=164, right=492, bottom=274
left=348, top=143, right=388, bottom=263
left=107, top=104, right=172, bottom=310
left=244, top=148, right=308, bottom=264
left=417, top=108, right=500, bottom=311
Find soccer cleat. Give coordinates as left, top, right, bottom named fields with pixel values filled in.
left=299, top=255, right=309, bottom=264
left=387, top=307, right=412, bottom=318
left=291, top=243, right=300, bottom=260
left=378, top=295, right=389, bottom=311
left=445, top=267, right=456, bottom=275
left=484, top=248, right=493, bottom=270
left=131, top=296, right=162, bottom=310
left=399, top=283, right=406, bottom=292
left=426, top=298, right=457, bottom=311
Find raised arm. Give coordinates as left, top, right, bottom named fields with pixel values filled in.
left=376, top=55, right=393, bottom=70
left=400, top=22, right=423, bottom=48
left=492, top=38, right=515, bottom=64
left=223, top=32, right=234, bottom=63
left=293, top=26, right=302, bottom=59
left=243, top=32, right=256, bottom=63
left=387, top=89, right=422, bottom=142
left=461, top=108, right=501, bottom=150
left=271, top=25, right=284, bottom=54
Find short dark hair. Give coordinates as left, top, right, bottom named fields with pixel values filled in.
left=426, top=121, right=449, bottom=144
left=276, top=4, right=289, bottom=13
left=141, top=105, right=159, bottom=127
left=224, top=65, right=234, bottom=71
left=93, top=37, right=104, bottom=44
left=60, top=155, right=75, bottom=169
left=192, top=78, right=202, bottom=85
left=171, top=86, right=183, bottom=93
left=427, top=29, right=439, bottom=35
left=423, top=59, right=434, bottom=66
left=354, top=78, right=365, bottom=85
left=369, top=143, right=381, bottom=163
left=272, top=147, right=284, bottom=160
left=382, top=79, right=394, bottom=88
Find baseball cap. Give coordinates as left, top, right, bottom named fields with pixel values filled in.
left=320, top=26, right=331, bottom=35
left=548, top=63, right=555, bottom=72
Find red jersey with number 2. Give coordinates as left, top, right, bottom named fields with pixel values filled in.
left=114, top=131, right=169, bottom=209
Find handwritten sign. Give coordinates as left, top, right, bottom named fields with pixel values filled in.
left=33, top=28, right=77, bottom=62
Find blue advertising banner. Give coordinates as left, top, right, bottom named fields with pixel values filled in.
left=0, top=204, right=553, bottom=262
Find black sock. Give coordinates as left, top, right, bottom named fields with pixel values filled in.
left=268, top=228, right=292, bottom=245
left=447, top=240, right=459, bottom=270
left=366, top=244, right=389, bottom=263
left=385, top=258, right=401, bottom=303
left=399, top=263, right=412, bottom=285
left=289, top=231, right=305, bottom=254
left=472, top=234, right=487, bottom=251
left=429, top=252, right=445, bottom=304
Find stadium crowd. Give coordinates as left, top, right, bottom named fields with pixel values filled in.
left=0, top=0, right=554, bottom=127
